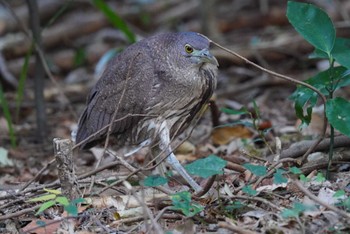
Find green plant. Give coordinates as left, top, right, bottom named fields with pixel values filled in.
left=29, top=188, right=85, bottom=216
left=287, top=1, right=350, bottom=176
left=170, top=191, right=203, bottom=217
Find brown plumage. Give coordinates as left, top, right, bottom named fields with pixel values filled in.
left=76, top=32, right=218, bottom=192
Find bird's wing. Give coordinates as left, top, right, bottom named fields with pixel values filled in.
left=76, top=44, right=156, bottom=149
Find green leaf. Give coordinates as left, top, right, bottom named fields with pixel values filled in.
left=281, top=202, right=308, bottom=219
left=55, top=196, right=69, bottom=206
left=65, top=203, right=78, bottom=216
left=73, top=48, right=86, bottom=67
left=281, top=208, right=300, bottom=218
left=220, top=107, right=248, bottom=115
left=299, top=174, right=310, bottom=182
left=35, top=200, right=56, bottom=215
left=170, top=191, right=203, bottom=217
left=142, top=175, right=168, bottom=187
left=315, top=172, right=325, bottom=183
left=243, top=163, right=267, bottom=177
left=36, top=220, right=46, bottom=227
left=29, top=194, right=57, bottom=202
left=273, top=169, right=288, bottom=184
left=326, top=97, right=350, bottom=137
left=242, top=185, right=258, bottom=196
left=287, top=1, right=335, bottom=54
left=225, top=201, right=245, bottom=212
left=309, top=48, right=328, bottom=59
left=332, top=38, right=350, bottom=69
left=337, top=197, right=350, bottom=211
left=71, top=197, right=86, bottom=205
left=43, top=188, right=62, bottom=195
left=92, top=0, right=136, bottom=43
left=310, top=38, right=350, bottom=69
left=333, top=190, right=346, bottom=198
left=289, top=166, right=302, bottom=175
left=185, top=155, right=227, bottom=178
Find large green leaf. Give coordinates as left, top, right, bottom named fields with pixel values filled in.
left=185, top=155, right=227, bottom=178
left=287, top=1, right=335, bottom=54
left=326, top=97, right=350, bottom=137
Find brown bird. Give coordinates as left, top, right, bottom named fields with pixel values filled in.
left=76, top=32, right=218, bottom=192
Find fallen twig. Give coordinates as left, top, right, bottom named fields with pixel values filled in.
left=293, top=179, right=350, bottom=219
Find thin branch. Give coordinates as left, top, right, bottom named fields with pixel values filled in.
left=293, top=179, right=350, bottom=219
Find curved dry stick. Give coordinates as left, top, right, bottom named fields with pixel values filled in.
left=293, top=179, right=350, bottom=219
left=210, top=40, right=328, bottom=163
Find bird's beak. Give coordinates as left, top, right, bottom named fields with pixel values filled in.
left=194, top=48, right=219, bottom=66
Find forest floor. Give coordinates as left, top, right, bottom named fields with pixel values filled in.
left=1, top=0, right=350, bottom=233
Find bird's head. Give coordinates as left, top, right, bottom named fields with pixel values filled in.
left=177, top=32, right=219, bottom=67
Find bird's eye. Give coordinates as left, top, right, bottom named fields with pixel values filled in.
left=184, top=44, right=194, bottom=54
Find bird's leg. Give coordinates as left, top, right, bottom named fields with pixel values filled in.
left=158, top=122, right=202, bottom=193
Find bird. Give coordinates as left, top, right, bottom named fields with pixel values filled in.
left=75, top=32, right=218, bottom=192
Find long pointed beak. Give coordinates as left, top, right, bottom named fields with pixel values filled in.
left=196, top=48, right=219, bottom=66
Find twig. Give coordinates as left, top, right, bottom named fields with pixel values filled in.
left=280, top=135, right=350, bottom=159
left=253, top=158, right=297, bottom=188
left=0, top=204, right=41, bottom=221
left=218, top=218, right=257, bottom=234
left=194, top=175, right=216, bottom=198
left=293, top=179, right=350, bottom=219
left=122, top=181, right=164, bottom=234
left=227, top=195, right=283, bottom=211
left=20, top=158, right=56, bottom=191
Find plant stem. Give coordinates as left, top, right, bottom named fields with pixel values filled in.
left=326, top=57, right=335, bottom=179
left=326, top=125, right=334, bottom=179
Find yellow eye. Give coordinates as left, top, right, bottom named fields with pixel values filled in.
left=185, top=44, right=194, bottom=54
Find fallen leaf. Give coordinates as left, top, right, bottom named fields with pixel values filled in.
left=212, top=125, right=253, bottom=145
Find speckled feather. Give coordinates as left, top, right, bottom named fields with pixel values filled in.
left=76, top=32, right=218, bottom=149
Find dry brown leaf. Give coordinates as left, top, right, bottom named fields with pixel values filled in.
left=22, top=217, right=60, bottom=234
left=211, top=125, right=252, bottom=145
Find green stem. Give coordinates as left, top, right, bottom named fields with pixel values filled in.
left=326, top=57, right=335, bottom=179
